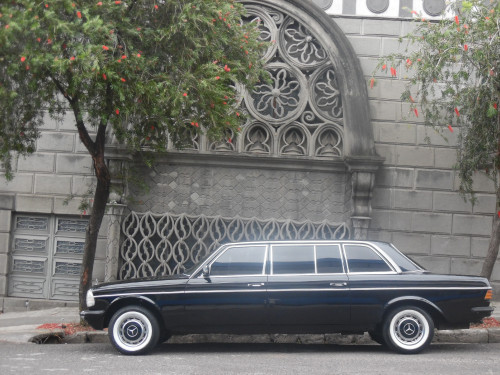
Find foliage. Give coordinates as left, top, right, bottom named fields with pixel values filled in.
left=0, top=0, right=266, bottom=175
left=373, top=0, right=499, bottom=199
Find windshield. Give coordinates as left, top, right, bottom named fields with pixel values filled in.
left=375, top=242, right=425, bottom=272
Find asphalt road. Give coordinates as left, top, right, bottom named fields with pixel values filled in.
left=1, top=342, right=499, bottom=375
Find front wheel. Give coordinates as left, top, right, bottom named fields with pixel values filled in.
left=382, top=306, right=434, bottom=354
left=109, top=306, right=160, bottom=355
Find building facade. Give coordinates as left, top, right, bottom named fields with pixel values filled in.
left=0, top=0, right=498, bottom=302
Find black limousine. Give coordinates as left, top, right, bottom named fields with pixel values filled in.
left=81, top=241, right=494, bottom=355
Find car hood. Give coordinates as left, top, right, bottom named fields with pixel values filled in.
left=91, top=274, right=190, bottom=295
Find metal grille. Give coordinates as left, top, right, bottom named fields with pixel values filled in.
left=56, top=240, right=85, bottom=255
left=14, top=238, right=47, bottom=253
left=57, top=219, right=87, bottom=233
left=12, top=259, right=45, bottom=274
left=120, top=211, right=350, bottom=280
left=15, top=216, right=48, bottom=231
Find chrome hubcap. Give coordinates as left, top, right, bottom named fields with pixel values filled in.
left=113, top=311, right=152, bottom=352
left=390, top=310, right=429, bottom=349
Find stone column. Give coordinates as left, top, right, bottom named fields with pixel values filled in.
left=104, top=204, right=127, bottom=282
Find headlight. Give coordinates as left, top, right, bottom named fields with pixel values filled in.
left=86, top=289, right=95, bottom=308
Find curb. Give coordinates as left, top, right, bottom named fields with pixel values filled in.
left=43, top=328, right=500, bottom=346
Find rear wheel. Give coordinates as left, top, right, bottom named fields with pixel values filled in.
left=382, top=306, right=434, bottom=354
left=109, top=306, right=160, bottom=355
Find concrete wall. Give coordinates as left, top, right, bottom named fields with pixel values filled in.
left=333, top=16, right=499, bottom=289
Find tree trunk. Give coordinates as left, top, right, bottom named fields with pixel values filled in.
left=78, top=151, right=111, bottom=311
left=480, top=203, right=500, bottom=280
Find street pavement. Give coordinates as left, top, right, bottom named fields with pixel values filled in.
left=0, top=302, right=499, bottom=346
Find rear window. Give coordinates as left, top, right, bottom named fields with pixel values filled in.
left=344, top=245, right=393, bottom=273
left=375, top=242, right=423, bottom=272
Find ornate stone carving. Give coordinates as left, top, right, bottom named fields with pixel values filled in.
left=119, top=211, right=350, bottom=279
left=244, top=123, right=273, bottom=154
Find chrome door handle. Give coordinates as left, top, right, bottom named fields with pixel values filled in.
left=248, top=283, right=265, bottom=287
left=330, top=282, right=347, bottom=287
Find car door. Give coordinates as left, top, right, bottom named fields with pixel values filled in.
left=183, top=244, right=268, bottom=333
left=266, top=243, right=350, bottom=331
left=343, top=243, right=399, bottom=326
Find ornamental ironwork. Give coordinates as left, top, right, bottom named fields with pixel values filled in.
left=119, top=211, right=350, bottom=280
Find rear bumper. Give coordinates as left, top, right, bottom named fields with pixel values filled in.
left=80, top=310, right=106, bottom=331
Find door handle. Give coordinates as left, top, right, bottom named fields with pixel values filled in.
left=248, top=283, right=265, bottom=287
left=330, top=282, right=347, bottom=287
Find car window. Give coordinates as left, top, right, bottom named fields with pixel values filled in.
left=344, top=245, right=392, bottom=273
left=316, top=245, right=343, bottom=273
left=272, top=245, right=315, bottom=274
left=210, top=245, right=266, bottom=276
left=374, top=242, right=423, bottom=272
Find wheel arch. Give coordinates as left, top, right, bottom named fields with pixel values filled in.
left=103, top=296, right=164, bottom=332
left=383, top=296, right=447, bottom=329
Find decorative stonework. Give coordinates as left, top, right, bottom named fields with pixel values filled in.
left=423, top=0, right=446, bottom=16
left=119, top=211, right=350, bottom=279
left=366, top=0, right=390, bottom=14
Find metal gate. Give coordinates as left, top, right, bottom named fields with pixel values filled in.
left=8, top=214, right=88, bottom=301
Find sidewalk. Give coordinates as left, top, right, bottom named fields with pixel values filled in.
left=0, top=303, right=499, bottom=346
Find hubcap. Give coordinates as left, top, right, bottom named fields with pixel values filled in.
left=390, top=310, right=429, bottom=349
left=113, top=311, right=153, bottom=352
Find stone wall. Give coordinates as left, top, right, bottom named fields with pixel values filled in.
left=333, top=16, right=498, bottom=289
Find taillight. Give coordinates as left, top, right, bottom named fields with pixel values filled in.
left=485, top=290, right=493, bottom=300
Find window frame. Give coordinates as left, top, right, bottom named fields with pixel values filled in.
left=207, top=244, right=268, bottom=277
left=342, top=243, right=397, bottom=275
left=270, top=243, right=346, bottom=276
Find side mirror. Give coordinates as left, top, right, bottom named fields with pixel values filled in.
left=202, top=265, right=210, bottom=278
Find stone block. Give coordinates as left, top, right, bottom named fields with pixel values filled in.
left=347, top=36, right=382, bottom=56
left=382, top=36, right=419, bottom=55
left=401, top=19, right=419, bottom=35
left=434, top=148, right=457, bottom=169
left=56, top=154, right=93, bottom=174
left=471, top=237, right=491, bottom=258
left=374, top=122, right=416, bottom=144
left=410, top=255, right=451, bottom=274
left=53, top=197, right=86, bottom=215
left=412, top=212, right=452, bottom=233
left=0, top=195, right=14, bottom=210
left=36, top=132, right=75, bottom=152
left=15, top=195, right=53, bottom=213
left=415, top=169, right=454, bottom=190
left=368, top=79, right=407, bottom=101
left=371, top=209, right=412, bottom=231
left=17, top=153, right=55, bottom=173
left=35, top=175, right=72, bottom=195
left=367, top=230, right=392, bottom=243
left=358, top=57, right=383, bottom=77
left=488, top=328, right=500, bottom=343
left=95, top=239, right=108, bottom=260
left=394, top=168, right=414, bottom=187
left=394, top=189, right=432, bottom=210
left=0, top=254, right=8, bottom=275
left=434, top=329, right=488, bottom=344
left=72, top=176, right=96, bottom=196
left=471, top=172, right=496, bottom=194
left=417, top=125, right=459, bottom=147
left=0, top=174, right=33, bottom=194
left=363, top=19, right=401, bottom=36
left=0, top=233, right=10, bottom=254
left=392, top=232, right=431, bottom=255
left=472, top=194, right=496, bottom=215
left=433, top=191, right=472, bottom=213
left=92, top=261, right=106, bottom=283
left=0, top=210, right=12, bottom=232
left=375, top=167, right=394, bottom=187
left=451, top=258, right=483, bottom=276
left=57, top=112, right=78, bottom=131
left=369, top=100, right=397, bottom=121
left=374, top=144, right=397, bottom=165
left=431, top=235, right=471, bottom=257
left=396, top=147, right=434, bottom=168
left=0, top=276, right=6, bottom=296
left=453, top=214, right=493, bottom=236
left=372, top=187, right=391, bottom=208
left=333, top=17, right=362, bottom=34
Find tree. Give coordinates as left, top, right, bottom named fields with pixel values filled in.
left=0, top=0, right=266, bottom=309
left=373, top=0, right=499, bottom=279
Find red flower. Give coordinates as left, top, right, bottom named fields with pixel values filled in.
left=409, top=95, right=415, bottom=103
left=454, top=107, right=460, bottom=117
left=115, top=1, right=121, bottom=4
left=224, top=65, right=230, bottom=72
left=381, top=64, right=386, bottom=71
left=154, top=5, right=158, bottom=10
left=494, top=103, right=498, bottom=109
left=121, top=55, right=127, bottom=59
left=70, top=56, right=75, bottom=61
left=183, top=93, right=187, bottom=97
left=390, top=67, right=397, bottom=77
left=414, top=108, right=418, bottom=117
left=102, top=73, right=107, bottom=80
left=4, top=25, right=9, bottom=29
left=121, top=78, right=126, bottom=82
left=455, top=15, right=459, bottom=25
left=370, top=78, right=374, bottom=89
left=136, top=53, right=141, bottom=57
left=115, top=109, right=120, bottom=115
left=45, top=4, right=49, bottom=8
left=20, top=56, right=26, bottom=62
left=464, top=44, right=468, bottom=51
left=448, top=125, right=454, bottom=133
left=215, top=76, right=220, bottom=80
left=97, top=1, right=102, bottom=5
left=77, top=11, right=82, bottom=19
left=102, top=45, right=109, bottom=50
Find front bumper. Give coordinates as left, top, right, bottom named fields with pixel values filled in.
left=80, top=309, right=106, bottom=331
left=471, top=306, right=495, bottom=321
